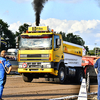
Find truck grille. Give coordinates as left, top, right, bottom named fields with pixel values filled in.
left=20, top=59, right=49, bottom=61
left=27, top=62, right=41, bottom=68
left=19, top=62, right=51, bottom=69
left=27, top=54, right=41, bottom=57
left=20, top=54, right=49, bottom=61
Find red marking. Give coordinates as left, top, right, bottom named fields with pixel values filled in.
left=65, top=47, right=67, bottom=51
left=22, top=63, right=27, bottom=68
left=0, top=60, right=2, bottom=63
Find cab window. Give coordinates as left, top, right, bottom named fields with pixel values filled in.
left=54, top=35, right=60, bottom=48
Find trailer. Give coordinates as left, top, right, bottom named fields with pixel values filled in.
left=82, top=56, right=98, bottom=79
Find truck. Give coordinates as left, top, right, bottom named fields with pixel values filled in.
left=16, top=26, right=89, bottom=83
left=6, top=48, right=18, bottom=72
left=7, top=48, right=18, bottom=60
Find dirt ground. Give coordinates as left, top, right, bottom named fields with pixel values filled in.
left=2, top=75, right=98, bottom=100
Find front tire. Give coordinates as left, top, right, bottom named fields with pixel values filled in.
left=45, top=78, right=49, bottom=81
left=58, top=67, right=66, bottom=84
left=22, top=73, right=33, bottom=82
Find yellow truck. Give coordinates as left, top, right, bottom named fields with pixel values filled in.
left=17, top=26, right=84, bottom=83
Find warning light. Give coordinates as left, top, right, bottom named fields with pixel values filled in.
left=51, top=29, right=54, bottom=32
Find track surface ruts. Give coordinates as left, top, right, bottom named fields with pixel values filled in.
left=2, top=76, right=98, bottom=100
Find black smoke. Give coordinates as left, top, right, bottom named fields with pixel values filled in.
left=32, top=0, right=48, bottom=26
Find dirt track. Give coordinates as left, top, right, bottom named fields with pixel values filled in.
left=2, top=75, right=98, bottom=100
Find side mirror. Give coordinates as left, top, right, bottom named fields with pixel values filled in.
left=16, top=36, right=19, bottom=49
left=56, top=39, right=61, bottom=47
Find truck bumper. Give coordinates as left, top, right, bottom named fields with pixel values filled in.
left=18, top=68, right=58, bottom=76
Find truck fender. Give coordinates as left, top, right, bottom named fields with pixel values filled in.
left=55, top=60, right=65, bottom=70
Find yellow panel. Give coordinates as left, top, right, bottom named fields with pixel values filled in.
left=28, top=26, right=49, bottom=32
left=19, top=50, right=50, bottom=54
left=18, top=49, right=53, bottom=62
left=18, top=68, right=58, bottom=76
left=63, top=43, right=83, bottom=56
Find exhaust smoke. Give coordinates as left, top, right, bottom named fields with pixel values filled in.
left=32, top=0, right=48, bottom=26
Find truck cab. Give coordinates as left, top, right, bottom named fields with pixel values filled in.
left=17, top=26, right=65, bottom=82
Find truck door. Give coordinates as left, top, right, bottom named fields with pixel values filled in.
left=53, top=35, right=62, bottom=62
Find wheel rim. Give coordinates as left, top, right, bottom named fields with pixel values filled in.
left=60, top=70, right=64, bottom=81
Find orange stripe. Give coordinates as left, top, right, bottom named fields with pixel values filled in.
left=0, top=60, right=2, bottom=63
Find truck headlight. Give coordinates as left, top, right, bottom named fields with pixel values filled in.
left=41, top=63, right=51, bottom=68
left=19, top=64, right=22, bottom=68
left=46, top=64, right=51, bottom=68
left=41, top=54, right=49, bottom=57
left=18, top=63, right=23, bottom=68
left=20, top=54, right=27, bottom=58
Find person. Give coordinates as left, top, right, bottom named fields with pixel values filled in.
left=94, top=58, right=100, bottom=100
left=0, top=50, right=12, bottom=100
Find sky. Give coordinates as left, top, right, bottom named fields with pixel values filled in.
left=0, top=0, right=100, bottom=50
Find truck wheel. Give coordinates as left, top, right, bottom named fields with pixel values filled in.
left=77, top=69, right=84, bottom=84
left=22, top=73, right=33, bottom=82
left=45, top=78, right=49, bottom=81
left=54, top=78, right=59, bottom=82
left=49, top=78, right=54, bottom=82
left=58, top=67, right=66, bottom=84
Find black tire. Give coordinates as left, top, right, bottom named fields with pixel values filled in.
left=58, top=67, right=66, bottom=84
left=45, top=78, right=49, bottom=81
left=77, top=69, right=84, bottom=84
left=54, top=78, right=59, bottom=83
left=49, top=78, right=54, bottom=82
left=22, top=73, right=33, bottom=82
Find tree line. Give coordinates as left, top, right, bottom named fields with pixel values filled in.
left=0, top=19, right=95, bottom=55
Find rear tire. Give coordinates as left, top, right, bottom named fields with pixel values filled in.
left=77, top=69, right=84, bottom=84
left=22, top=73, right=33, bottom=82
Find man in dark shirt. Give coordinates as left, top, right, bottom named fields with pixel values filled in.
left=94, top=58, right=100, bottom=100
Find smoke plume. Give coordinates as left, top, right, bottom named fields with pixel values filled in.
left=32, top=0, right=48, bottom=26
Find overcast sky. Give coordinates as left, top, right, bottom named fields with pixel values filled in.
left=0, top=0, right=100, bottom=50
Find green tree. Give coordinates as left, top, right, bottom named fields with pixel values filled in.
left=88, top=47, right=100, bottom=56
left=59, top=32, right=85, bottom=46
left=0, top=19, right=16, bottom=51
left=88, top=50, right=95, bottom=55
left=59, top=31, right=66, bottom=41
left=66, top=33, right=85, bottom=46
left=84, top=46, right=89, bottom=55
left=15, top=23, right=30, bottom=47
left=15, top=23, right=29, bottom=36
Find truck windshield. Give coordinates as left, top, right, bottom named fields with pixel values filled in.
left=19, top=36, right=52, bottom=50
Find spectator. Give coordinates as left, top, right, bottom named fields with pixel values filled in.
left=94, top=58, right=100, bottom=100
left=0, top=50, right=12, bottom=100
